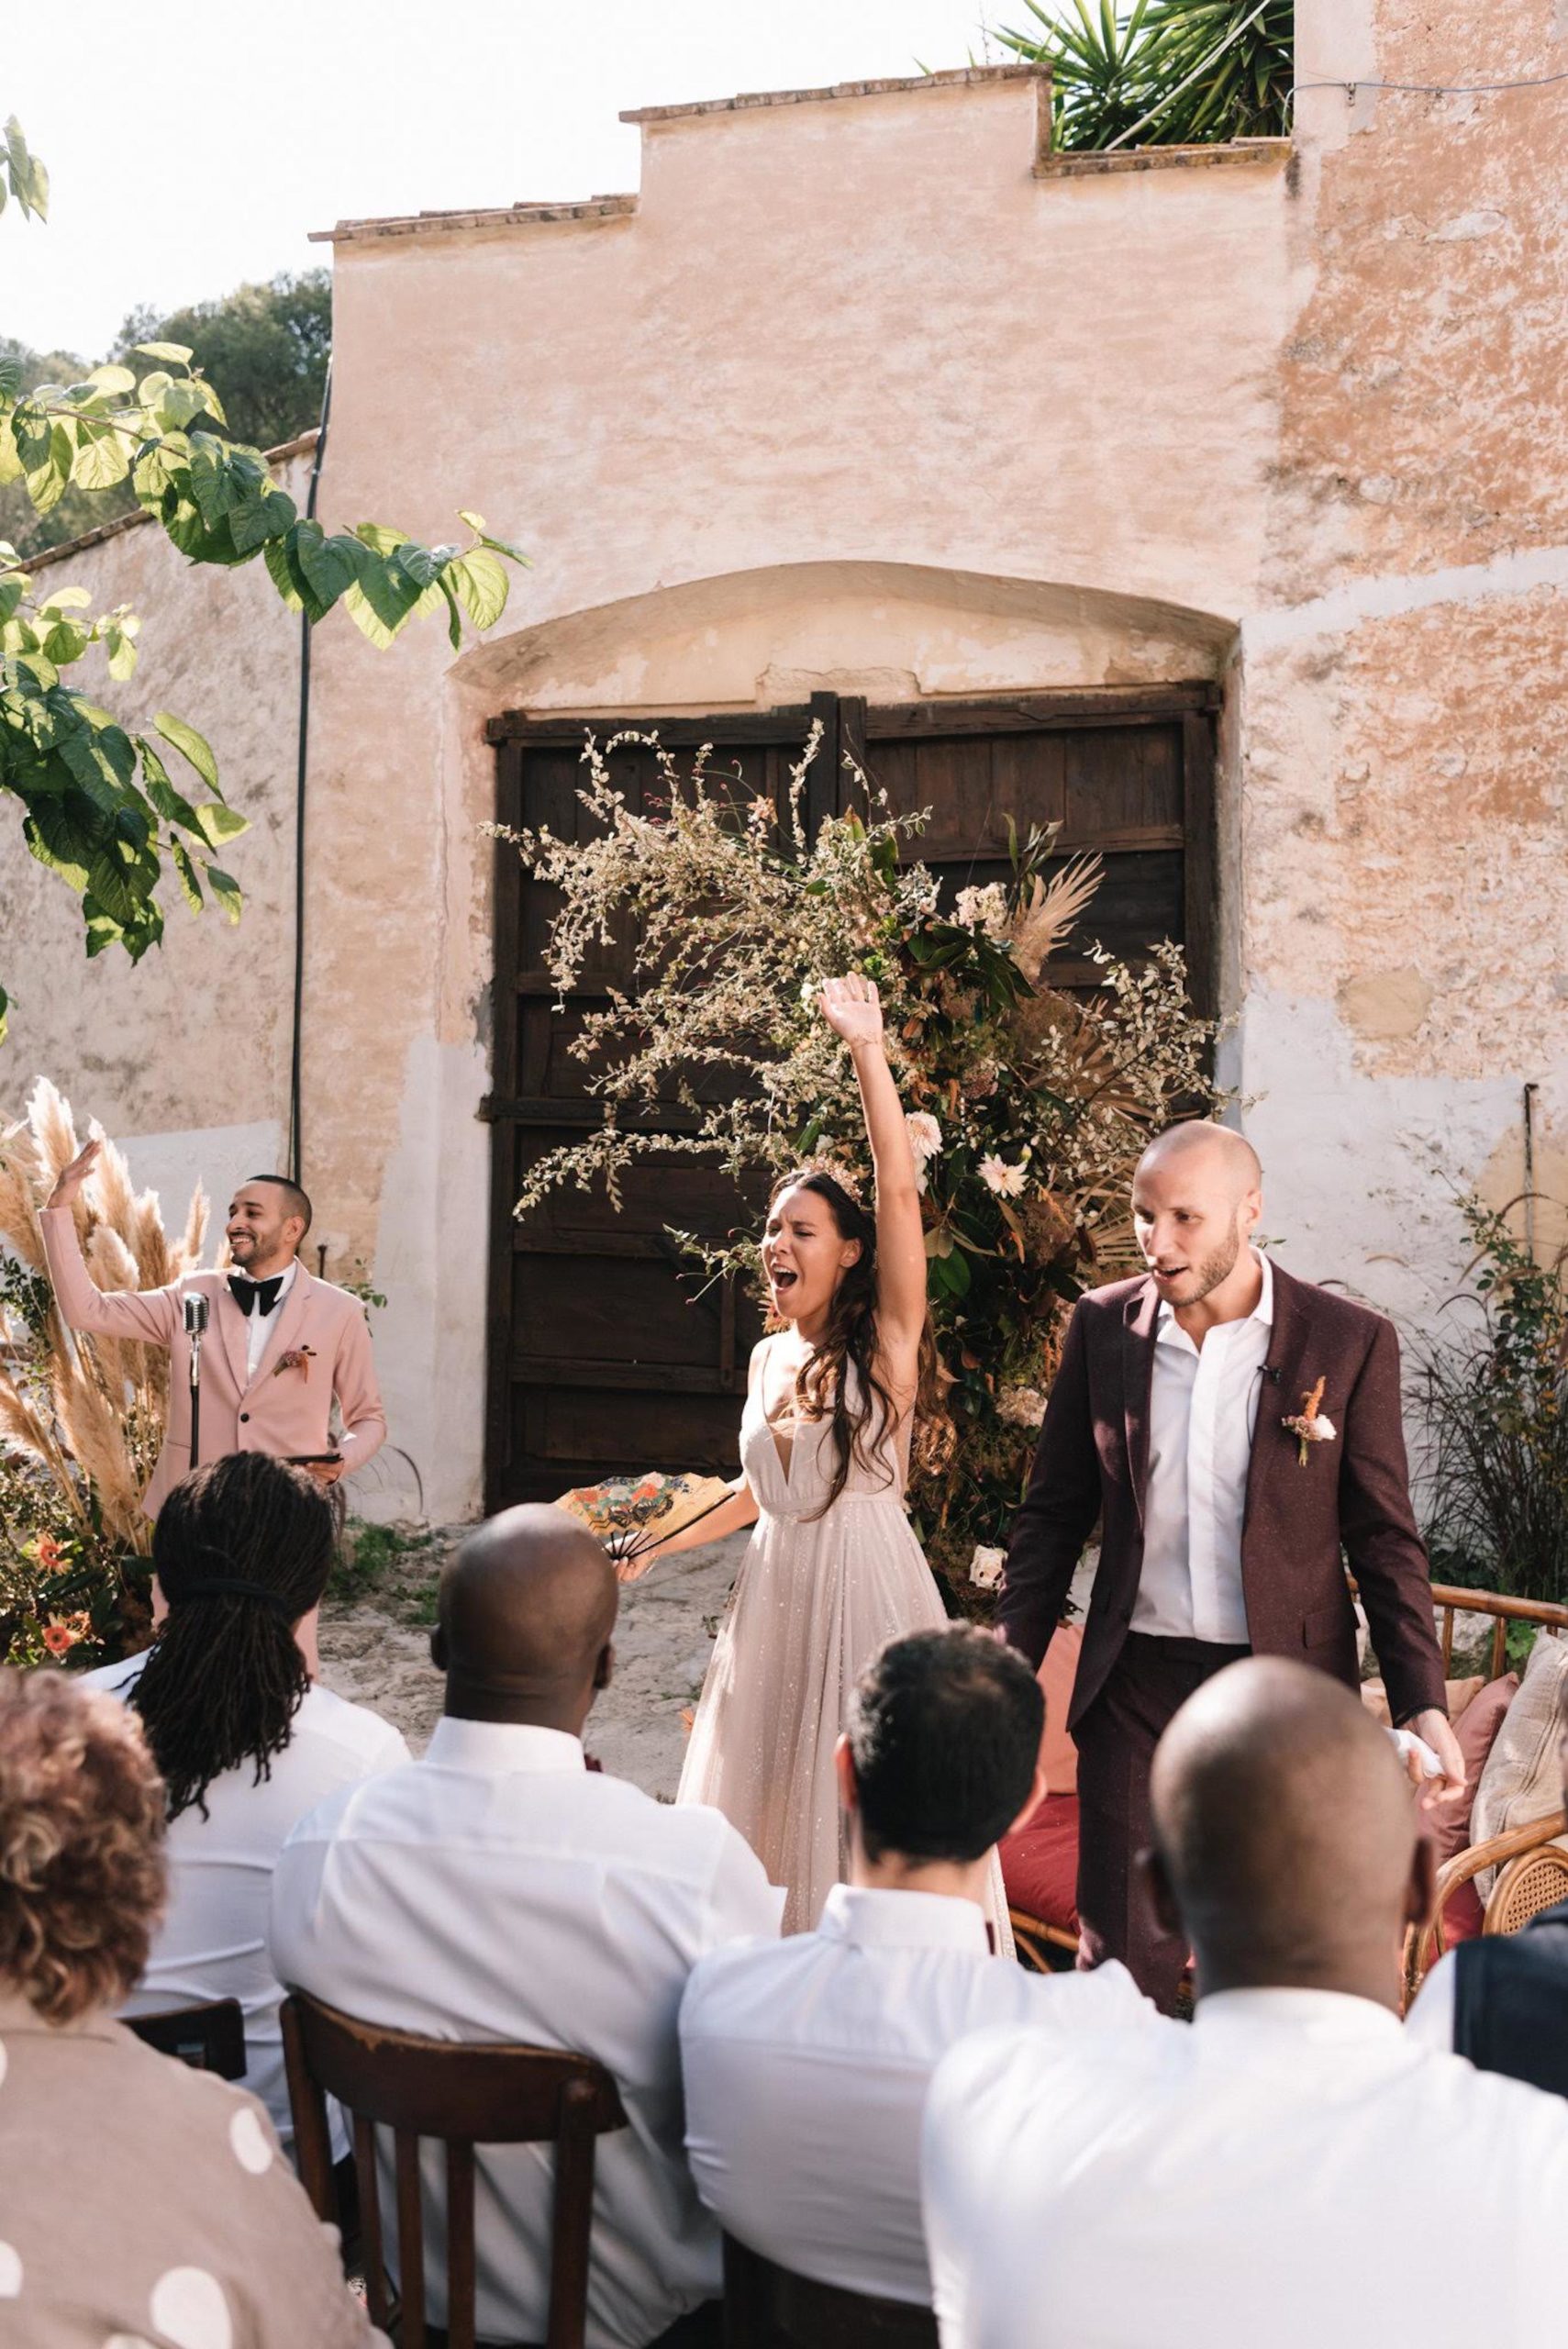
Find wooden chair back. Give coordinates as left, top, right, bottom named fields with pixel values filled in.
left=722, top=2233, right=939, bottom=2348
left=125, top=1997, right=247, bottom=2079
left=281, top=1993, right=628, bottom=2349
left=1429, top=1583, right=1568, bottom=1679
left=1485, top=1842, right=1568, bottom=1935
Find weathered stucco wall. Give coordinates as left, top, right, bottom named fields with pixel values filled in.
left=6, top=24, right=1563, bottom=1520
left=1240, top=0, right=1568, bottom=1312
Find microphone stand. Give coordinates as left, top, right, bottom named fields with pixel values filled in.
left=183, top=1291, right=209, bottom=1468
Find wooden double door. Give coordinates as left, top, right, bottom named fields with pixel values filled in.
left=483, top=686, right=1217, bottom=1508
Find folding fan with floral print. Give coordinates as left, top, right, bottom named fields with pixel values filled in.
left=554, top=1471, right=734, bottom=1564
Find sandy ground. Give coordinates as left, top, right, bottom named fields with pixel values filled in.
left=317, top=1528, right=747, bottom=1796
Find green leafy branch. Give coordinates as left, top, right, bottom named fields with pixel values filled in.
left=0, top=115, right=528, bottom=1042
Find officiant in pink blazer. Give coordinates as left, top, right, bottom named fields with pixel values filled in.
left=41, top=1141, right=385, bottom=1518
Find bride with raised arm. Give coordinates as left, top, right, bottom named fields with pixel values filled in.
left=634, top=974, right=1011, bottom=1947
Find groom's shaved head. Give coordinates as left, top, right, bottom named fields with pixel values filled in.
left=1137, top=1119, right=1262, bottom=1200
left=434, top=1505, right=617, bottom=1731
left=1131, top=1122, right=1262, bottom=1310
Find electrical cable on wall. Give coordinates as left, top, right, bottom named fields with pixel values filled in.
left=1295, top=66, right=1568, bottom=100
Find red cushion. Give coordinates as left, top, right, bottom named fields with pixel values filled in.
left=1000, top=1794, right=1080, bottom=1933
left=1441, top=1879, right=1485, bottom=1945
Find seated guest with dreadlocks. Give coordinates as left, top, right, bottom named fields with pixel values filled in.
left=84, top=1452, right=406, bottom=2145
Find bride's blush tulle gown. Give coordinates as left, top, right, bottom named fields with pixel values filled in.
left=677, top=1339, right=1014, bottom=1952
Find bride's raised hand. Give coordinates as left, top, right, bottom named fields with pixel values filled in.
left=818, top=974, right=884, bottom=1053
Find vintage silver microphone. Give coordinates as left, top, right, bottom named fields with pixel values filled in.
left=183, top=1290, right=209, bottom=1468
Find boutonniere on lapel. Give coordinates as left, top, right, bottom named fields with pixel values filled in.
left=272, top=1345, right=317, bottom=1382
left=1283, top=1375, right=1337, bottom=1467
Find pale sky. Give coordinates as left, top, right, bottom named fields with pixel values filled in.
left=4, top=0, right=1014, bottom=361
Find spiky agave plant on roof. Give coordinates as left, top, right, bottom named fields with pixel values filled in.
left=498, top=726, right=1218, bottom=1602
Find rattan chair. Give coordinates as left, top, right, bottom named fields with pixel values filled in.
left=722, top=2233, right=938, bottom=2347
left=125, top=1996, right=247, bottom=2079
left=281, top=1992, right=628, bottom=2349
left=1484, top=1842, right=1568, bottom=1935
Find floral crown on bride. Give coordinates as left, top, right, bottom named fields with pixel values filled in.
left=784, top=1155, right=868, bottom=1212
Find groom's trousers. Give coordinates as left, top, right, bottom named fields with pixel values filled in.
left=1073, top=1631, right=1251, bottom=2012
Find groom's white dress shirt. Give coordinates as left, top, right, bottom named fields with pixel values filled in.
left=1132, top=1247, right=1273, bottom=1642
left=921, top=1984, right=1568, bottom=2349
left=680, top=1883, right=1153, bottom=2306
left=271, top=1717, right=784, bottom=2349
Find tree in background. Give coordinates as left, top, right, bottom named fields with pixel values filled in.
left=116, top=270, right=330, bottom=456
left=1, top=275, right=333, bottom=561
left=998, top=0, right=1293, bottom=150
left=0, top=119, right=526, bottom=1041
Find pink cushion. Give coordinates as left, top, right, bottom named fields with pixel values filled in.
left=1037, top=1625, right=1084, bottom=1797
left=1426, top=1671, right=1519, bottom=1869
left=1000, top=1794, right=1080, bottom=1933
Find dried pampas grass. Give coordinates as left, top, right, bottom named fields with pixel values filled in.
left=1, top=1081, right=208, bottom=1559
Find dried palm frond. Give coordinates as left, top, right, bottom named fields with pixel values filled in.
left=0, top=1372, right=88, bottom=1529
left=87, top=1131, right=139, bottom=1251
left=86, top=1224, right=141, bottom=1294
left=0, top=1159, right=43, bottom=1271
left=53, top=1359, right=143, bottom=1548
left=0, top=1373, right=56, bottom=1464
left=178, top=1183, right=210, bottom=1273
left=28, top=1078, right=79, bottom=1188
left=1006, top=855, right=1104, bottom=985
left=130, top=1193, right=172, bottom=1292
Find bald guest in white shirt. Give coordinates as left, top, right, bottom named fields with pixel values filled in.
left=680, top=1625, right=1154, bottom=2312
left=922, top=1657, right=1568, bottom=2349
left=271, top=1506, right=783, bottom=2349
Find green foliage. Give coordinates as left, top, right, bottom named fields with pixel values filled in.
left=0, top=118, right=48, bottom=224
left=0, top=117, right=528, bottom=1039
left=327, top=1517, right=437, bottom=1611
left=1413, top=1197, right=1568, bottom=1607
left=0, top=336, right=121, bottom=556
left=998, top=0, right=1292, bottom=150
left=116, top=271, right=330, bottom=457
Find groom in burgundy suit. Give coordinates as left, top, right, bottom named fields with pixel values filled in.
left=1000, top=1119, right=1462, bottom=2008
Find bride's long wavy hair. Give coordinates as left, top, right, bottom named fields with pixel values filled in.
left=768, top=1168, right=954, bottom=1520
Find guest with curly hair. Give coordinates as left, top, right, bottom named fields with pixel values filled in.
left=0, top=1666, right=380, bottom=2346
left=83, top=1451, right=406, bottom=2145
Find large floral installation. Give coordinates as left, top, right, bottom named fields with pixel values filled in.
left=502, top=728, right=1219, bottom=1601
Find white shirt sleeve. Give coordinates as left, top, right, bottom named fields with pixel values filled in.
left=1403, top=1950, right=1458, bottom=2053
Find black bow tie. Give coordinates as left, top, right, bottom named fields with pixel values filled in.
left=228, top=1274, right=284, bottom=1317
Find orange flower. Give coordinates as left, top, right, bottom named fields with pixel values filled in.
left=36, top=1535, right=67, bottom=1573
left=41, top=1620, right=76, bottom=1657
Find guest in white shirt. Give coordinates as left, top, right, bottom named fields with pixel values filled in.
left=83, top=1452, right=407, bottom=2146
left=922, top=1657, right=1568, bottom=2349
left=271, top=1504, right=783, bottom=2349
left=681, top=1625, right=1153, bottom=2310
